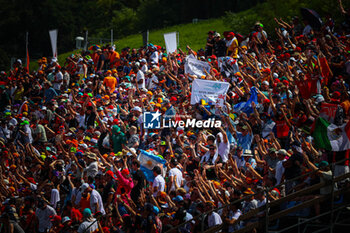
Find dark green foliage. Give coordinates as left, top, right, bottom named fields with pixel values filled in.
left=0, top=0, right=262, bottom=69
left=224, top=0, right=349, bottom=37
left=1, top=0, right=349, bottom=70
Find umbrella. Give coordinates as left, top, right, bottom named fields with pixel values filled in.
left=88, top=45, right=100, bottom=51
left=300, top=8, right=323, bottom=30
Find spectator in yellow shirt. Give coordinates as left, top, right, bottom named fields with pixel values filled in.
left=226, top=32, right=239, bottom=59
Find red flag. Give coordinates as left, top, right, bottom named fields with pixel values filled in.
left=319, top=102, right=338, bottom=123
left=26, top=47, right=29, bottom=73
left=319, top=57, right=331, bottom=85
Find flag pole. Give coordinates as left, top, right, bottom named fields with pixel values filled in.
left=111, top=29, right=113, bottom=46
left=26, top=31, right=29, bottom=73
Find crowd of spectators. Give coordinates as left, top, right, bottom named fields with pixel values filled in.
left=0, top=2, right=350, bottom=232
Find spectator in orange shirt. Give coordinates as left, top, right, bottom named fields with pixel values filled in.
left=109, top=47, right=121, bottom=69
left=103, top=70, right=117, bottom=93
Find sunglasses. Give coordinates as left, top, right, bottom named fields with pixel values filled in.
left=209, top=148, right=216, bottom=151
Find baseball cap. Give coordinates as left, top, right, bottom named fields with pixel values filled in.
left=263, top=99, right=271, bottom=104
left=80, top=183, right=90, bottom=192
left=277, top=149, right=289, bottom=156
left=132, top=106, right=142, bottom=112
left=105, top=170, right=117, bottom=180
left=121, top=169, right=130, bottom=176
left=214, top=32, right=220, bottom=38
left=317, top=161, right=329, bottom=168
left=172, top=195, right=184, bottom=202
left=83, top=208, right=92, bottom=218
left=170, top=96, right=177, bottom=102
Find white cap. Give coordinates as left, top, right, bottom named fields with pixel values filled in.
left=79, top=143, right=88, bottom=149
left=94, top=131, right=101, bottom=136
left=273, top=72, right=279, bottom=79
left=132, top=106, right=142, bottom=112
left=262, top=81, right=269, bottom=86
left=140, top=58, right=147, bottom=63
left=78, top=58, right=83, bottom=63
left=278, top=149, right=288, bottom=156
left=16, top=59, right=22, bottom=64
left=80, top=183, right=89, bottom=192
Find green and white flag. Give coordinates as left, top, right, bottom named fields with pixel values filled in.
left=313, top=117, right=350, bottom=151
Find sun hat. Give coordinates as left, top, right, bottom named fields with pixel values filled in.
left=62, top=216, right=71, bottom=224
left=242, top=149, right=253, bottom=157
left=243, top=188, right=255, bottom=195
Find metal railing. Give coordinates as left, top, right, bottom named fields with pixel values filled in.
left=165, top=157, right=350, bottom=233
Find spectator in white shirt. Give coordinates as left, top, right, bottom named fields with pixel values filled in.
left=133, top=65, right=146, bottom=89
left=149, top=47, right=159, bottom=64
left=84, top=153, right=98, bottom=179
left=152, top=165, right=165, bottom=197
left=78, top=208, right=99, bottom=233
left=140, top=58, right=148, bottom=74
left=50, top=188, right=60, bottom=209
left=205, top=201, right=223, bottom=227
left=223, top=200, right=242, bottom=232
left=35, top=200, right=57, bottom=233
left=52, top=67, right=63, bottom=93
left=275, top=149, right=288, bottom=185
left=82, top=185, right=106, bottom=215
left=168, top=158, right=183, bottom=191
left=216, top=128, right=230, bottom=163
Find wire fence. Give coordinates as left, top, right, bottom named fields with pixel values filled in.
left=82, top=158, right=350, bottom=233
left=165, top=157, right=350, bottom=233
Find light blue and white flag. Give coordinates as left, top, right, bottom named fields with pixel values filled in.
left=138, top=149, right=166, bottom=182
left=190, top=79, right=230, bottom=107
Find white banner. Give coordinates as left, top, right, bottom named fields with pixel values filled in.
left=164, top=32, right=177, bottom=54
left=49, top=29, right=58, bottom=58
left=217, top=56, right=239, bottom=78
left=185, top=57, right=211, bottom=77
left=190, top=79, right=230, bottom=106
